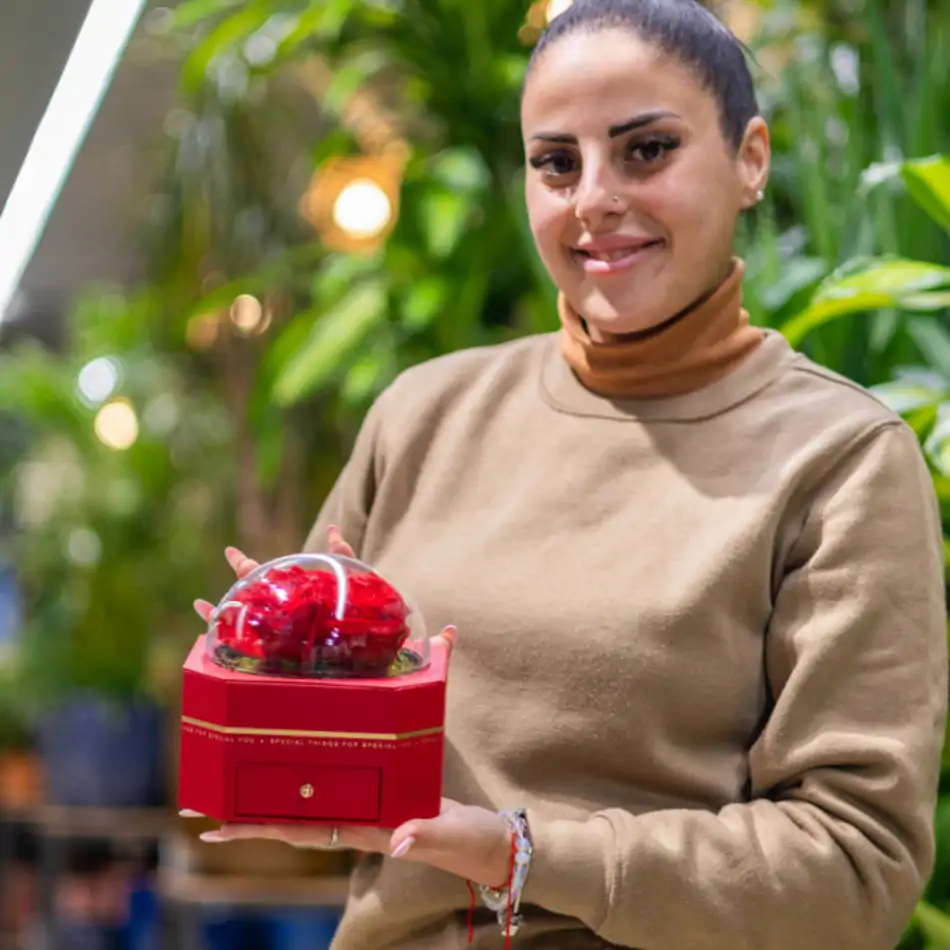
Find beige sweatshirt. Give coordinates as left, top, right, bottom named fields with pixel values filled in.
left=304, top=330, right=947, bottom=950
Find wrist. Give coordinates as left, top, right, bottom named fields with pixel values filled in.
left=478, top=809, right=534, bottom=938
left=488, top=818, right=514, bottom=889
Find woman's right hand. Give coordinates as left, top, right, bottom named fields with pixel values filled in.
left=192, top=526, right=356, bottom=623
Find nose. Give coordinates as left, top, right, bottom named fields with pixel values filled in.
left=573, top=161, right=624, bottom=226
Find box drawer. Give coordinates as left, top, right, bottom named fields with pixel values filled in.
left=234, top=762, right=381, bottom=821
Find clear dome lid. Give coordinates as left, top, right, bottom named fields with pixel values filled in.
left=206, top=554, right=429, bottom=679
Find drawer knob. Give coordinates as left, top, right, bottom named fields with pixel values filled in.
left=299, top=783, right=314, bottom=799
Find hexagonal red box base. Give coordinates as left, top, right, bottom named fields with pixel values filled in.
left=178, top=635, right=447, bottom=827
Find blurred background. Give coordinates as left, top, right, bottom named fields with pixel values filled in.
left=0, top=0, right=948, bottom=947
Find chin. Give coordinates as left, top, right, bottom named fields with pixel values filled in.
left=577, top=290, right=669, bottom=338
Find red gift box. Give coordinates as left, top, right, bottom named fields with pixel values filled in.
left=178, top=555, right=447, bottom=827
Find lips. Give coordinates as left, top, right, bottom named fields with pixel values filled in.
left=572, top=239, right=663, bottom=275
left=574, top=238, right=662, bottom=258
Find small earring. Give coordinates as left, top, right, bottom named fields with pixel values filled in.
left=756, top=189, right=765, bottom=202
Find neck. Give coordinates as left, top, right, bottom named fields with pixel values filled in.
left=558, top=258, right=765, bottom=399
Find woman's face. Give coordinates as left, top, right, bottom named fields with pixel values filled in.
left=521, top=29, right=770, bottom=338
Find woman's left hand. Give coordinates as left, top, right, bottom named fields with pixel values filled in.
left=181, top=798, right=512, bottom=888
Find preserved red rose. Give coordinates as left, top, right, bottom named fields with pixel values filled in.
left=208, top=555, right=426, bottom=678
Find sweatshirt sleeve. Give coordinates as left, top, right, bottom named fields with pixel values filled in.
left=522, top=421, right=948, bottom=950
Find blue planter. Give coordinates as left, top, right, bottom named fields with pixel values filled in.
left=37, top=697, right=165, bottom=808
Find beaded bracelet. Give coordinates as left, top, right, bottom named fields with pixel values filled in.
left=478, top=809, right=533, bottom=943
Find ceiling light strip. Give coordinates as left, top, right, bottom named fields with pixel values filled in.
left=0, top=0, right=147, bottom=324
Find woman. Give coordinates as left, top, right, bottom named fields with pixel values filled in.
left=191, top=1, right=948, bottom=947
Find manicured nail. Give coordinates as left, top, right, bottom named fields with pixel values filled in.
left=391, top=836, right=415, bottom=859
left=179, top=809, right=205, bottom=818
left=200, top=832, right=227, bottom=843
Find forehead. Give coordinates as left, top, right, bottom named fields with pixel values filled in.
left=521, top=29, right=716, bottom=134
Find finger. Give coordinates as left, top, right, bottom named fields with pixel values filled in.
left=327, top=526, right=356, bottom=558
left=193, top=600, right=215, bottom=622
left=200, top=823, right=285, bottom=844
left=389, top=815, right=441, bottom=859
left=225, top=546, right=260, bottom=578
left=431, top=625, right=458, bottom=657
left=342, top=826, right=394, bottom=855
left=390, top=835, right=416, bottom=859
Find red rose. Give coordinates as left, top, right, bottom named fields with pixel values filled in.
left=213, top=563, right=410, bottom=676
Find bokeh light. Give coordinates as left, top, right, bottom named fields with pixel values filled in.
left=77, top=357, right=119, bottom=405
left=94, top=398, right=139, bottom=451
left=230, top=294, right=265, bottom=335
left=332, top=179, right=393, bottom=239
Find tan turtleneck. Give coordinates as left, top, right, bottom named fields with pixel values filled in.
left=559, top=258, right=764, bottom=398
left=303, top=279, right=945, bottom=950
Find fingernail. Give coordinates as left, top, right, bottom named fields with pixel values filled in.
left=179, top=809, right=205, bottom=818
left=225, top=547, right=238, bottom=563
left=200, top=832, right=227, bottom=843
left=391, top=836, right=415, bottom=859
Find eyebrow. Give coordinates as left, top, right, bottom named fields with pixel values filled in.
left=530, top=109, right=679, bottom=143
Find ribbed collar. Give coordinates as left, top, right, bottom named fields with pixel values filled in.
left=558, top=258, right=765, bottom=400
left=540, top=329, right=794, bottom=423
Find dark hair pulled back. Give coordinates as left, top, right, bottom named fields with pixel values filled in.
left=528, top=0, right=759, bottom=151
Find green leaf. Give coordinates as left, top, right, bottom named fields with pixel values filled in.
left=312, top=251, right=384, bottom=307
left=341, top=348, right=392, bottom=406
left=780, top=258, right=950, bottom=345
left=915, top=902, right=950, bottom=949
left=908, top=319, right=950, bottom=379
left=321, top=51, right=388, bottom=114
left=180, top=1, right=273, bottom=94
left=165, top=0, right=246, bottom=32
left=925, top=404, right=950, bottom=476
left=926, top=797, right=950, bottom=903
left=818, top=258, right=950, bottom=296
left=902, top=155, right=950, bottom=234
left=755, top=256, right=828, bottom=315
left=905, top=403, right=940, bottom=441
left=418, top=189, right=472, bottom=259
left=872, top=378, right=946, bottom=416
left=275, top=0, right=354, bottom=55
left=272, top=280, right=387, bottom=406
left=400, top=277, right=448, bottom=331
left=429, top=148, right=491, bottom=194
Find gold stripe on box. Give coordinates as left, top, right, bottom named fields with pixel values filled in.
left=181, top=715, right=443, bottom=742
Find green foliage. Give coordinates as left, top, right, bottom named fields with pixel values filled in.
left=0, top=289, right=236, bottom=703
left=155, top=0, right=551, bottom=414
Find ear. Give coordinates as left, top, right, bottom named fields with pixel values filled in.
left=736, top=117, right=770, bottom=210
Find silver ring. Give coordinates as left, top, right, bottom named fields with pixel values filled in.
left=328, top=826, right=340, bottom=849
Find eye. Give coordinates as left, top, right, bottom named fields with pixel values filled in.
left=528, top=150, right=579, bottom=179
left=628, top=135, right=680, bottom=165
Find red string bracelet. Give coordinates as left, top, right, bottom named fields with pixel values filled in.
left=466, top=832, right=518, bottom=946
